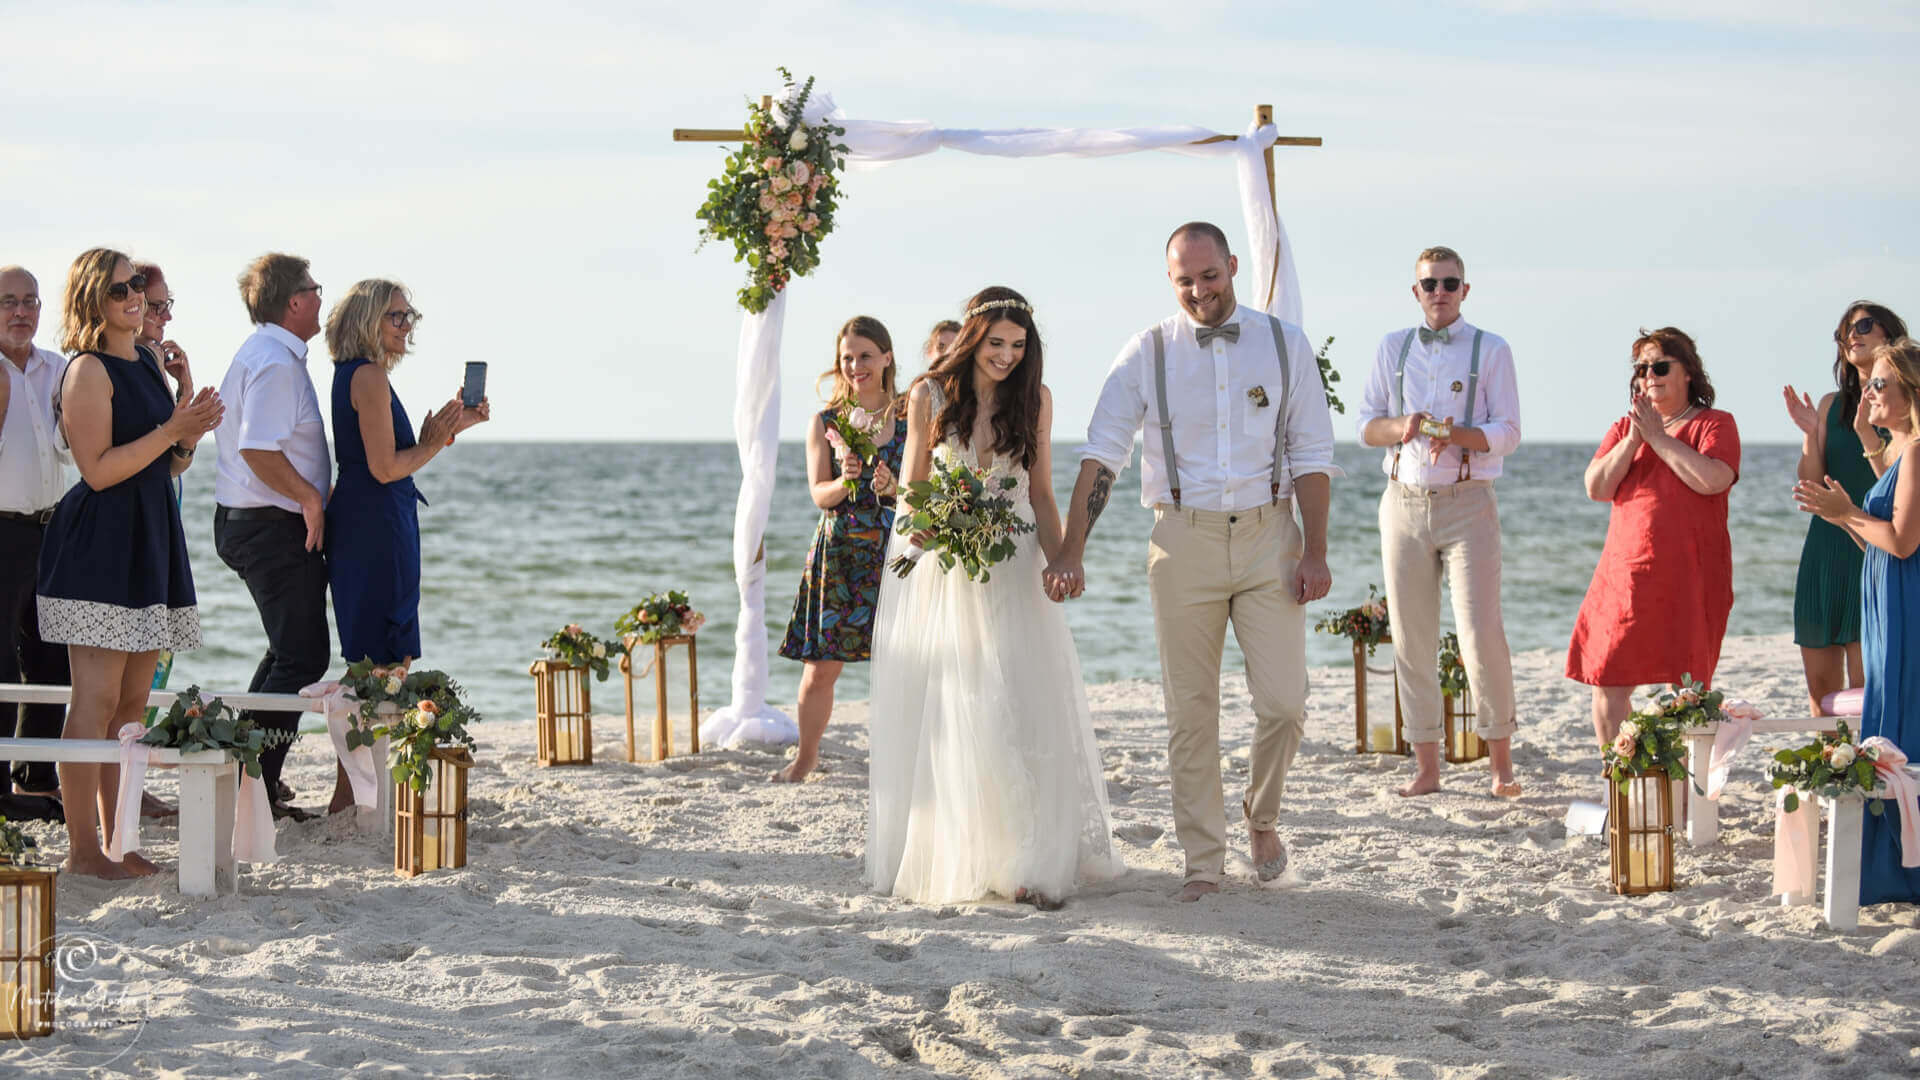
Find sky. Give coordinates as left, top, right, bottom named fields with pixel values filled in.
left=5, top=0, right=1916, bottom=445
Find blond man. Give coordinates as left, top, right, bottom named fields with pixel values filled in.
left=1356, top=246, right=1522, bottom=797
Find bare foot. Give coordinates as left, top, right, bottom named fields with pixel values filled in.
left=1490, top=778, right=1523, bottom=798
left=770, top=756, right=819, bottom=784
left=1178, top=880, right=1220, bottom=902
left=1249, top=828, right=1289, bottom=881
left=140, top=792, right=176, bottom=818
left=1396, top=771, right=1442, bottom=797
left=119, top=851, right=162, bottom=877
left=63, top=854, right=137, bottom=880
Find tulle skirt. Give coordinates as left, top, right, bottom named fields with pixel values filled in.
left=864, top=525, right=1123, bottom=903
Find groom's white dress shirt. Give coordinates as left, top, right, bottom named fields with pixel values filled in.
left=1078, top=304, right=1338, bottom=511
left=1354, top=319, right=1521, bottom=489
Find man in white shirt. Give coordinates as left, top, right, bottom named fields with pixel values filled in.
left=1048, top=222, right=1337, bottom=902
left=212, top=253, right=332, bottom=821
left=1356, top=246, right=1522, bottom=799
left=0, top=266, right=68, bottom=820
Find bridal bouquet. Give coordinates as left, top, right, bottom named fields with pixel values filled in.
left=889, top=458, right=1034, bottom=582
left=823, top=400, right=886, bottom=497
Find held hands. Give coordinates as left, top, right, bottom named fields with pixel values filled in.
left=164, top=387, right=223, bottom=443
left=1042, top=554, right=1085, bottom=604
left=1793, top=475, right=1856, bottom=523
left=1781, top=385, right=1820, bottom=437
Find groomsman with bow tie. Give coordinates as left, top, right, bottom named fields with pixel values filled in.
left=1356, top=245, right=1523, bottom=798
left=1047, top=221, right=1338, bottom=902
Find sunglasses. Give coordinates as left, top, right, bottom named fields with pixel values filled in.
left=384, top=308, right=421, bottom=329
left=1865, top=377, right=1890, bottom=393
left=146, top=298, right=175, bottom=317
left=105, top=274, right=148, bottom=302
left=293, top=283, right=322, bottom=298
left=1846, top=316, right=1879, bottom=339
left=1418, top=277, right=1463, bottom=294
left=1633, top=360, right=1675, bottom=378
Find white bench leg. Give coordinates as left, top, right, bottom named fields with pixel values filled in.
left=1823, top=797, right=1863, bottom=932
left=176, top=765, right=219, bottom=897
left=214, top=765, right=237, bottom=894
left=1684, top=731, right=1718, bottom=846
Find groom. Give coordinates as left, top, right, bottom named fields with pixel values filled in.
left=1046, top=222, right=1337, bottom=902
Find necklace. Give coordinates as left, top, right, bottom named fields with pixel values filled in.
left=1661, top=405, right=1697, bottom=428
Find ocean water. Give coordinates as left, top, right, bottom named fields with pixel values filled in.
left=169, top=441, right=1805, bottom=726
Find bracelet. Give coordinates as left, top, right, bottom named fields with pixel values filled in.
left=1864, top=438, right=1891, bottom=459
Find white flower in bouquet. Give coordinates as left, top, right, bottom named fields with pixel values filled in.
left=384, top=675, right=403, bottom=695
left=592, top=642, right=607, bottom=659
left=1619, top=719, right=1641, bottom=742
left=770, top=175, right=793, bottom=195
left=1830, top=743, right=1857, bottom=768
left=788, top=129, right=808, bottom=151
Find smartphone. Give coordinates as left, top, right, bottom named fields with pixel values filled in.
left=461, top=362, right=487, bottom=408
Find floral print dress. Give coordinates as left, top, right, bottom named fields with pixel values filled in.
left=779, top=409, right=908, bottom=662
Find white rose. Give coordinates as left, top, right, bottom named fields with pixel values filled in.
left=1619, top=719, right=1640, bottom=741
left=384, top=676, right=403, bottom=695
left=592, top=642, right=607, bottom=659
left=1831, top=743, right=1856, bottom=768
left=788, top=129, right=808, bottom=151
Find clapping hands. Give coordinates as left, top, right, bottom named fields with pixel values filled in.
left=1781, top=385, right=1820, bottom=437
left=1793, top=475, right=1856, bottom=523
left=164, top=387, right=223, bottom=443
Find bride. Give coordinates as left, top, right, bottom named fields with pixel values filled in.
left=865, top=286, right=1123, bottom=909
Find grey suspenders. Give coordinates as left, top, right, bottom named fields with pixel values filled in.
left=1392, top=327, right=1483, bottom=484
left=1150, top=315, right=1293, bottom=509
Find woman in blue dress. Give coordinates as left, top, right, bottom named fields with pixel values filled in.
left=36, top=249, right=223, bottom=878
left=773, top=316, right=908, bottom=783
left=1795, top=336, right=1920, bottom=905
left=322, top=280, right=487, bottom=810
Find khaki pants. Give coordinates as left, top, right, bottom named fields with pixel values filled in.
left=1147, top=502, right=1307, bottom=885
left=1378, top=480, right=1517, bottom=745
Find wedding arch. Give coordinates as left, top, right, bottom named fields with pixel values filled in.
left=673, top=84, right=1322, bottom=748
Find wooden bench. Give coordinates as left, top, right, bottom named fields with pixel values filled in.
left=1798, top=768, right=1920, bottom=931
left=0, top=684, right=367, bottom=896
left=1681, top=689, right=1865, bottom=847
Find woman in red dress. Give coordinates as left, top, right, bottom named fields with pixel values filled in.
left=1566, top=327, right=1741, bottom=747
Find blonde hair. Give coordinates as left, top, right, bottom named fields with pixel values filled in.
left=60, top=247, right=131, bottom=356
left=325, top=279, right=416, bottom=370
left=1415, top=245, right=1466, bottom=278
left=238, top=252, right=311, bottom=325
left=1873, top=337, right=1920, bottom=434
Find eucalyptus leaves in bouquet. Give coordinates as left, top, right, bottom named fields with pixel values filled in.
left=542, top=624, right=623, bottom=681
left=1602, top=702, right=1692, bottom=790
left=338, top=660, right=481, bottom=751
left=695, top=67, right=848, bottom=313
left=617, top=591, right=707, bottom=646
left=142, top=686, right=288, bottom=780
left=889, top=457, right=1035, bottom=582
left=1313, top=585, right=1390, bottom=656
left=1768, top=721, right=1884, bottom=815
left=0, top=816, right=36, bottom=866
left=387, top=697, right=479, bottom=796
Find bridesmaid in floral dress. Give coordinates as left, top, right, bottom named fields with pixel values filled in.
left=774, top=316, right=908, bottom=782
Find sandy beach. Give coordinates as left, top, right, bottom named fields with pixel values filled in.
left=10, top=632, right=1919, bottom=1078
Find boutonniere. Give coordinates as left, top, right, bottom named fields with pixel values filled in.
left=1450, top=380, right=1464, bottom=393
left=1246, top=386, right=1270, bottom=408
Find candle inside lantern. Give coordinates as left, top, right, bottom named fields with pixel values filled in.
left=1370, top=723, right=1394, bottom=752
left=1, top=980, right=22, bottom=1038
left=1627, top=844, right=1647, bottom=890
left=421, top=834, right=440, bottom=872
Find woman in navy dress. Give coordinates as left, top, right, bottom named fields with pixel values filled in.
left=36, top=249, right=223, bottom=878
left=322, top=281, right=486, bottom=809
left=1795, top=337, right=1920, bottom=905
left=773, top=316, right=907, bottom=783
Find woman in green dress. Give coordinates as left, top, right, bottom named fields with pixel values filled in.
left=1782, top=300, right=1907, bottom=715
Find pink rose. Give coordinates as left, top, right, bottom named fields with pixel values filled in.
left=780, top=223, right=798, bottom=239
left=764, top=156, right=782, bottom=170
left=1611, top=733, right=1636, bottom=759
left=768, top=240, right=788, bottom=260
left=684, top=613, right=706, bottom=633
left=800, top=214, right=819, bottom=233
left=770, top=175, right=793, bottom=195
left=418, top=699, right=440, bottom=717
left=848, top=406, right=872, bottom=430
left=790, top=161, right=811, bottom=184
left=824, top=427, right=846, bottom=451
left=757, top=193, right=775, bottom=212
left=566, top=623, right=583, bottom=635
left=784, top=192, right=802, bottom=209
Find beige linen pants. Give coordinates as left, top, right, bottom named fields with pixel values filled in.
left=1147, top=502, right=1307, bottom=885
left=1378, top=480, right=1517, bottom=745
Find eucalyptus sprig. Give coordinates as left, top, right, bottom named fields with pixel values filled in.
left=0, top=816, right=36, bottom=867
left=1316, top=336, right=1344, bottom=414
left=141, top=685, right=290, bottom=780
left=386, top=699, right=478, bottom=796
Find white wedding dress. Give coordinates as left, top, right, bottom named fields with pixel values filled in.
left=865, top=415, right=1123, bottom=904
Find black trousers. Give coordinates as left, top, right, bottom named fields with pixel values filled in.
left=214, top=507, right=331, bottom=799
left=0, top=516, right=68, bottom=792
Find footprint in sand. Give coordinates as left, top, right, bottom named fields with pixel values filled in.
left=1113, top=823, right=1163, bottom=845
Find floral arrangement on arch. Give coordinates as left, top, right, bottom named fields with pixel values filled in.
left=1316, top=336, right=1344, bottom=415
left=142, top=686, right=290, bottom=779
left=1768, top=721, right=1885, bottom=815
left=617, top=591, right=707, bottom=646
left=338, top=659, right=483, bottom=755
left=824, top=401, right=889, bottom=496
left=542, top=624, right=623, bottom=681
left=1314, top=585, right=1390, bottom=656
left=695, top=68, right=848, bottom=313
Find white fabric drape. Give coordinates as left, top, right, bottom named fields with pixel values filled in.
left=701, top=89, right=1307, bottom=747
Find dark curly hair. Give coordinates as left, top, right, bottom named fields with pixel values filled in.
left=1832, top=301, right=1908, bottom=419
left=1628, top=327, right=1715, bottom=409
left=919, top=286, right=1044, bottom=471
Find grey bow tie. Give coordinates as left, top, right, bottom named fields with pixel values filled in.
left=1195, top=323, right=1241, bottom=346
left=1418, top=326, right=1451, bottom=346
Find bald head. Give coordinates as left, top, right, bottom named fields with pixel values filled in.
left=0, top=266, right=41, bottom=362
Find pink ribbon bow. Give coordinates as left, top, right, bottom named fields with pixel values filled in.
left=107, top=722, right=151, bottom=861
left=1862, top=736, right=1920, bottom=868
left=1703, top=699, right=1763, bottom=800
left=301, top=681, right=387, bottom=810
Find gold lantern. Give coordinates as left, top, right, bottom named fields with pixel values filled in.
left=1352, top=635, right=1407, bottom=755
left=621, top=634, right=700, bottom=763
left=395, top=746, right=471, bottom=878
left=1608, top=769, right=1676, bottom=895
left=1442, top=685, right=1489, bottom=764
left=530, top=658, right=593, bottom=766
left=0, top=864, right=54, bottom=1039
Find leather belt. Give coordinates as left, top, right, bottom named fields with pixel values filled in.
left=215, top=504, right=302, bottom=522
left=0, top=508, right=56, bottom=525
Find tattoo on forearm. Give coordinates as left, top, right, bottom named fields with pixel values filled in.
left=1084, top=465, right=1114, bottom=539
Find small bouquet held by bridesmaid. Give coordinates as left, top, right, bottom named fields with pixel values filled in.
left=823, top=401, right=886, bottom=497
left=889, top=458, right=1034, bottom=582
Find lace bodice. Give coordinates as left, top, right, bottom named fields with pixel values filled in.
left=926, top=381, right=1032, bottom=510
